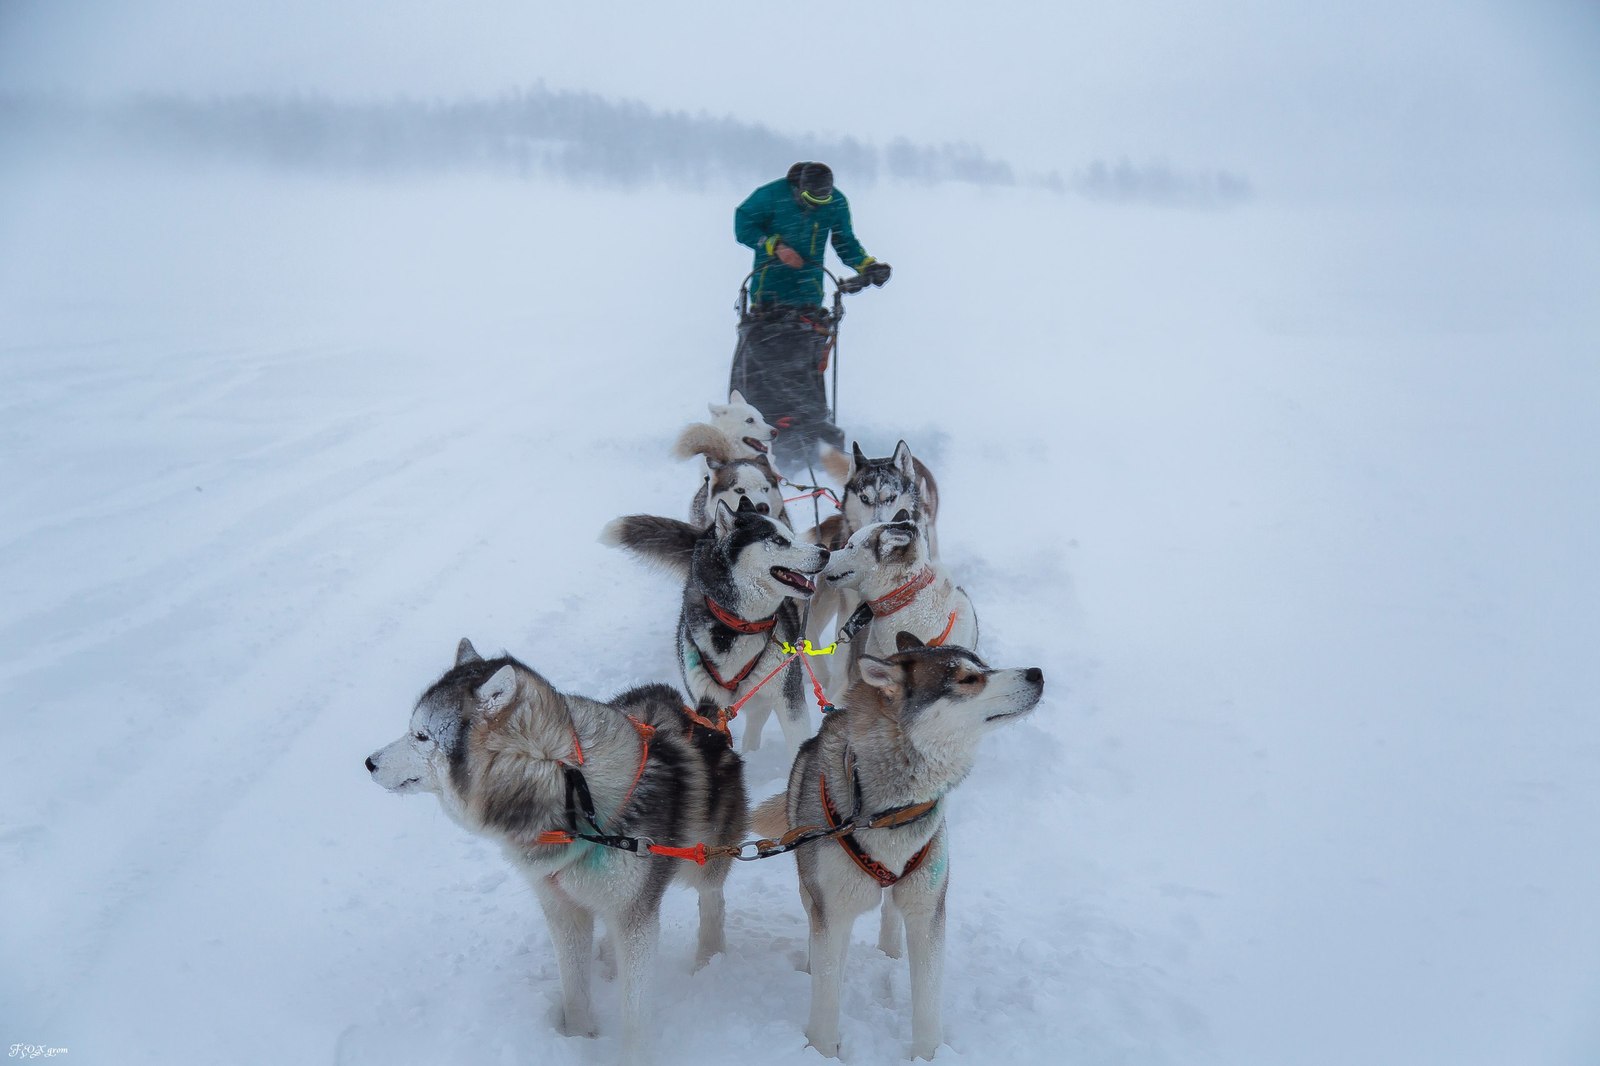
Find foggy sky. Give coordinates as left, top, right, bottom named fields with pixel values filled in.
left=2, top=0, right=1597, bottom=205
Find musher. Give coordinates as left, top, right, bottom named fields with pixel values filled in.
left=732, top=162, right=891, bottom=470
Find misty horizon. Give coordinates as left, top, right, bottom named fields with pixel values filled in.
left=0, top=87, right=1254, bottom=208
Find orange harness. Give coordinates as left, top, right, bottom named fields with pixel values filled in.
left=866, top=569, right=959, bottom=647
left=692, top=596, right=780, bottom=693
left=818, top=767, right=937, bottom=888
left=867, top=569, right=937, bottom=617
left=704, top=595, right=776, bottom=634
left=531, top=715, right=656, bottom=847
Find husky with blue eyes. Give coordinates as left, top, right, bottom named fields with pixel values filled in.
left=365, top=638, right=746, bottom=1060
left=752, top=634, right=1043, bottom=1060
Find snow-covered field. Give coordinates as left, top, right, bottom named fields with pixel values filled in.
left=3, top=165, right=1598, bottom=1065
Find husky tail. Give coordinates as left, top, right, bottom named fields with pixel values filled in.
left=601, top=514, right=701, bottom=577
left=819, top=444, right=852, bottom=482
left=751, top=792, right=788, bottom=838
left=673, top=423, right=739, bottom=464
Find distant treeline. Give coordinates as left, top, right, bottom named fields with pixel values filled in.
left=0, top=88, right=1251, bottom=207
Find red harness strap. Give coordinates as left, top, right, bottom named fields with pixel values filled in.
left=704, top=596, right=777, bottom=634
left=695, top=640, right=768, bottom=692
left=532, top=715, right=655, bottom=847
left=819, top=773, right=934, bottom=888
left=693, top=599, right=779, bottom=694
left=615, top=716, right=655, bottom=816
left=681, top=703, right=734, bottom=741
left=867, top=569, right=937, bottom=617
left=925, top=610, right=959, bottom=648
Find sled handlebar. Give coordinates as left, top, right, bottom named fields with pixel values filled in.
left=736, top=267, right=874, bottom=316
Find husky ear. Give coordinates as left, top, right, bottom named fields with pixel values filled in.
left=456, top=638, right=483, bottom=666
left=708, top=401, right=729, bottom=418
left=705, top=457, right=727, bottom=472
left=892, top=440, right=915, bottom=478
left=729, top=388, right=747, bottom=406
left=735, top=494, right=757, bottom=513
left=475, top=665, right=518, bottom=716
left=859, top=656, right=901, bottom=692
left=890, top=508, right=911, bottom=524
left=851, top=441, right=867, bottom=470
left=895, top=631, right=925, bottom=653
left=713, top=499, right=739, bottom=538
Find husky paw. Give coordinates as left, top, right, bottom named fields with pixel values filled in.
left=805, top=1031, right=841, bottom=1059
left=910, top=1041, right=940, bottom=1061
left=555, top=1009, right=598, bottom=1039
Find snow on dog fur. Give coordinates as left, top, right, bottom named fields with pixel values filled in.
left=366, top=638, right=746, bottom=1061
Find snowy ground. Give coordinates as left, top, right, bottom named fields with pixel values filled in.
left=3, top=166, right=1598, bottom=1065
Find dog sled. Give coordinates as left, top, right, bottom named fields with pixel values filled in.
left=729, top=268, right=875, bottom=475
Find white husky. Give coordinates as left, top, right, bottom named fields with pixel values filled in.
left=673, top=389, right=778, bottom=464
left=821, top=512, right=977, bottom=666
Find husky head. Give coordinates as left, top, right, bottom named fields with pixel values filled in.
left=840, top=440, right=922, bottom=531
left=706, top=455, right=786, bottom=523
left=708, top=389, right=777, bottom=457
left=822, top=509, right=925, bottom=590
left=366, top=639, right=574, bottom=833
left=709, top=497, right=827, bottom=601
left=855, top=636, right=1043, bottom=773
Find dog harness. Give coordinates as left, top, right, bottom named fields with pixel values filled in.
left=688, top=595, right=780, bottom=693
left=531, top=714, right=656, bottom=847
left=704, top=595, right=777, bottom=635
left=865, top=569, right=960, bottom=647
left=818, top=751, right=939, bottom=888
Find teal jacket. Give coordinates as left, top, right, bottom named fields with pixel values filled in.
left=735, top=178, right=875, bottom=308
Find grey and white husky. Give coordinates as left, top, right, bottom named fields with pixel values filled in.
left=821, top=511, right=977, bottom=667
left=603, top=498, right=829, bottom=756
left=753, top=636, right=1044, bottom=1060
left=808, top=440, right=942, bottom=693
left=817, top=440, right=941, bottom=555
left=688, top=453, right=791, bottom=530
left=673, top=389, right=777, bottom=464
left=366, top=639, right=747, bottom=1057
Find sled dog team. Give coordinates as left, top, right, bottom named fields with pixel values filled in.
left=366, top=391, right=1045, bottom=1061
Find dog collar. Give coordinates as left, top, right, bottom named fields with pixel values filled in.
left=867, top=569, right=937, bottom=618
left=704, top=595, right=778, bottom=634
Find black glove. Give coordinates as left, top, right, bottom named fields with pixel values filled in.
left=863, top=261, right=892, bottom=287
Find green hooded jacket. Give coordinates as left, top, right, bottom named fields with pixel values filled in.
left=735, top=178, right=876, bottom=308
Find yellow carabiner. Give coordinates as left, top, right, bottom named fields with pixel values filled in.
left=780, top=639, right=839, bottom=657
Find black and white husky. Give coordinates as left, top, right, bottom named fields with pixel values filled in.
left=366, top=639, right=746, bottom=1058
left=604, top=498, right=828, bottom=756
left=753, top=636, right=1044, bottom=1060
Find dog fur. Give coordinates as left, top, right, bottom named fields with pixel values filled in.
left=821, top=512, right=978, bottom=671
left=689, top=453, right=791, bottom=530
left=603, top=498, right=829, bottom=756
left=808, top=439, right=942, bottom=695
left=760, top=635, right=1043, bottom=1059
left=366, top=639, right=746, bottom=1058
left=673, top=389, right=778, bottom=464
